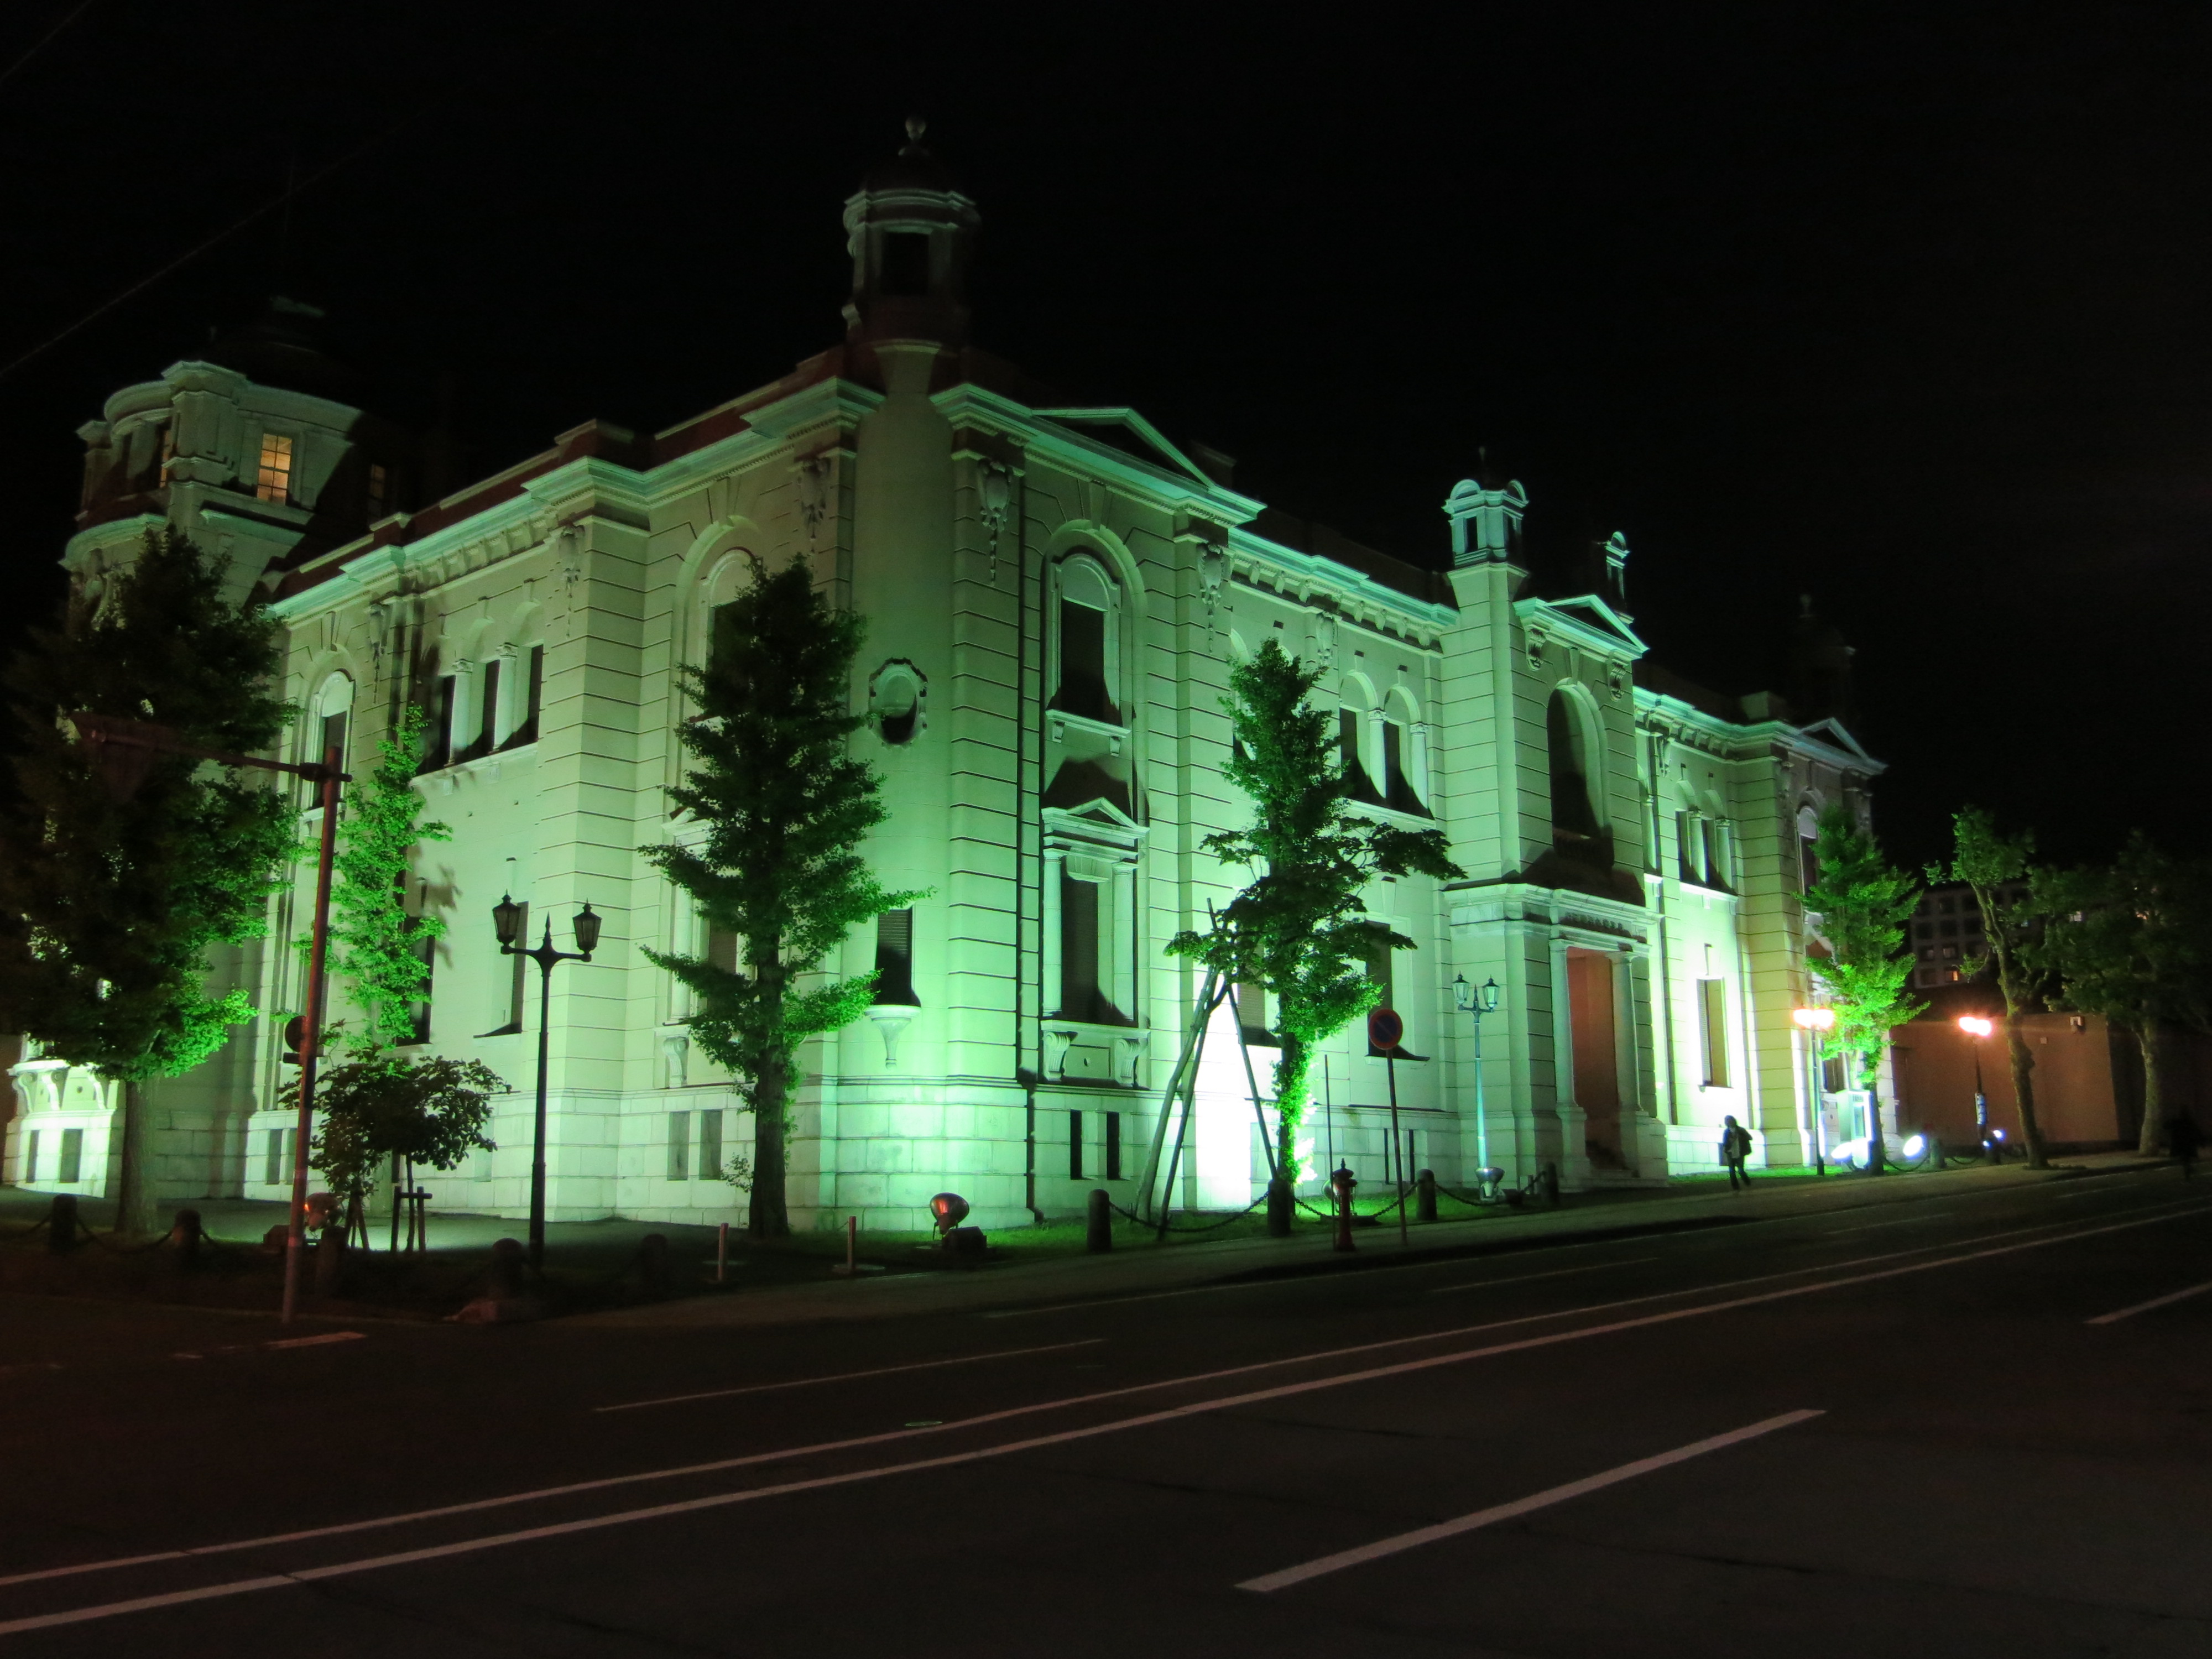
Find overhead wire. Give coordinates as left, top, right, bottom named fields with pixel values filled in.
left=0, top=0, right=100, bottom=94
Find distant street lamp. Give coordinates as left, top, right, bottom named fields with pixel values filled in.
left=1958, top=1015, right=1996, bottom=1162
left=493, top=896, right=602, bottom=1269
left=1791, top=1005, right=1837, bottom=1176
left=71, top=712, right=347, bottom=1324
left=1452, top=974, right=1504, bottom=1196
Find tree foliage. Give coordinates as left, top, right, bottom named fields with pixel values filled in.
left=1929, top=807, right=2049, bottom=1167
left=2027, top=834, right=2211, bottom=1155
left=1804, top=805, right=1918, bottom=1172
left=644, top=554, right=917, bottom=1238
left=0, top=530, right=295, bottom=1230
left=1168, top=640, right=1462, bottom=1182
left=307, top=1052, right=502, bottom=1210
left=312, top=703, right=450, bottom=1053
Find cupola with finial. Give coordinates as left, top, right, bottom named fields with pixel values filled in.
left=1444, top=448, right=1528, bottom=568
left=842, top=118, right=980, bottom=349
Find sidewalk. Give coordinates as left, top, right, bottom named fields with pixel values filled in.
left=581, top=1151, right=2166, bottom=1332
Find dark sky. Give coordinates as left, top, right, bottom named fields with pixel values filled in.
left=3, top=2, right=2207, bottom=869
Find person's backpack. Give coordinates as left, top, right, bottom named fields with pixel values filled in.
left=1731, top=1124, right=1754, bottom=1159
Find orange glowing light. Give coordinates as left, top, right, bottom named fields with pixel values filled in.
left=1957, top=1015, right=1995, bottom=1038
left=1791, top=1007, right=1835, bottom=1032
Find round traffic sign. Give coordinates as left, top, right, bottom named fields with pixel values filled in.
left=1368, top=1007, right=1404, bottom=1051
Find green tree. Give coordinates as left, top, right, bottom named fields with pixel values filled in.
left=1169, top=640, right=1461, bottom=1183
left=0, top=530, right=294, bottom=1233
left=2027, top=835, right=2211, bottom=1156
left=1929, top=807, right=2049, bottom=1168
left=308, top=1052, right=502, bottom=1239
left=1805, top=805, right=1919, bottom=1173
left=312, top=704, right=450, bottom=1053
left=644, top=555, right=917, bottom=1238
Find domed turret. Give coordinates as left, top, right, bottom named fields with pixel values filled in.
left=841, top=118, right=980, bottom=350
left=1788, top=594, right=1855, bottom=723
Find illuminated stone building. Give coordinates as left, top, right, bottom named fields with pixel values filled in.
left=5, top=131, right=1886, bottom=1225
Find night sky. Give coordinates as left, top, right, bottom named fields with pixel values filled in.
left=3, top=3, right=2206, bottom=869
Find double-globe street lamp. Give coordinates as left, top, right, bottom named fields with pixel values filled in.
left=492, top=895, right=602, bottom=1270
left=1791, top=1005, right=1835, bottom=1175
left=1452, top=973, right=1504, bottom=1197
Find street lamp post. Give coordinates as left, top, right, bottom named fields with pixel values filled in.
left=493, top=895, right=602, bottom=1270
left=70, top=713, right=348, bottom=1324
left=1453, top=974, right=1504, bottom=1197
left=1958, top=1015, right=1995, bottom=1163
left=1791, top=1005, right=1836, bottom=1176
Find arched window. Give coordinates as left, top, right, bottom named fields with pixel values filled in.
left=1051, top=553, right=1120, bottom=724
left=1797, top=804, right=1822, bottom=895
left=1381, top=688, right=1426, bottom=813
left=869, top=660, right=926, bottom=745
left=1547, top=687, right=1602, bottom=853
left=1339, top=684, right=1380, bottom=804
left=310, top=672, right=354, bottom=772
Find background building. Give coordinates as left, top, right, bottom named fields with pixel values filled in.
left=6, top=134, right=1886, bottom=1227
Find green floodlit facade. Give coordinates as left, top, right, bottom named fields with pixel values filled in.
left=4, top=136, right=1886, bottom=1228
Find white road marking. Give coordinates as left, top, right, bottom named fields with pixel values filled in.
left=1426, top=1258, right=1659, bottom=1296
left=1237, top=1408, right=1825, bottom=1592
left=596, top=1339, right=1107, bottom=1412
left=1, top=1199, right=2200, bottom=1636
left=2086, top=1278, right=2212, bottom=1325
left=265, top=1332, right=365, bottom=1350
left=1826, top=1212, right=1953, bottom=1235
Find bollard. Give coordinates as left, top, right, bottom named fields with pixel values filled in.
left=1541, top=1161, right=1562, bottom=1207
left=1415, top=1168, right=1437, bottom=1224
left=1331, top=1166, right=1358, bottom=1253
left=1265, top=1176, right=1293, bottom=1238
left=314, top=1224, right=346, bottom=1297
left=486, top=1237, right=526, bottom=1301
left=638, top=1233, right=671, bottom=1297
left=48, top=1193, right=78, bottom=1255
left=1086, top=1187, right=1113, bottom=1253
left=846, top=1215, right=858, bottom=1276
left=716, top=1221, right=729, bottom=1284
left=172, top=1208, right=204, bottom=1272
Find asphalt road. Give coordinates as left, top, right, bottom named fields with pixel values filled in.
left=2, top=1167, right=2208, bottom=1657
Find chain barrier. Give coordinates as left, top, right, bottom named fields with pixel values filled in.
left=2, top=1215, right=52, bottom=1242
left=1104, top=1193, right=1267, bottom=1235
left=73, top=1216, right=181, bottom=1255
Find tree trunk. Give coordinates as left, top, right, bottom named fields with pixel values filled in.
left=112, top=1077, right=159, bottom=1237
left=2136, top=1024, right=2166, bottom=1156
left=2002, top=1008, right=2048, bottom=1168
left=1863, top=1048, right=1887, bottom=1175
left=1274, top=1034, right=1311, bottom=1184
left=749, top=1054, right=790, bottom=1238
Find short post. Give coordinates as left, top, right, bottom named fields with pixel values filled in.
left=1331, top=1165, right=1357, bottom=1253
left=48, top=1193, right=77, bottom=1255
left=716, top=1221, right=729, bottom=1284
left=173, top=1208, right=204, bottom=1272
left=487, top=1237, right=526, bottom=1301
left=1416, top=1168, right=1437, bottom=1223
left=1086, top=1187, right=1113, bottom=1253
left=846, top=1215, right=858, bottom=1277
left=1265, top=1176, right=1293, bottom=1238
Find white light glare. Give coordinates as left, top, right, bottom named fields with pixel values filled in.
left=1902, top=1134, right=1926, bottom=1158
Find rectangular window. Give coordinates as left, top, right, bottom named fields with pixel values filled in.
left=1678, top=811, right=1702, bottom=883
left=1702, top=819, right=1723, bottom=887
left=22, top=1129, right=37, bottom=1184
left=408, top=921, right=434, bottom=1045
left=58, top=1128, right=84, bottom=1184
left=1341, top=709, right=1378, bottom=801
left=881, top=230, right=932, bottom=295
left=1235, top=979, right=1272, bottom=1044
left=698, top=1110, right=723, bottom=1185
left=264, top=1126, right=298, bottom=1187
left=1697, top=977, right=1730, bottom=1088
left=707, top=916, right=740, bottom=974
left=472, top=658, right=501, bottom=758
left=319, top=711, right=348, bottom=769
left=1104, top=1112, right=1123, bottom=1181
left=1068, top=1110, right=1084, bottom=1181
left=1381, top=721, right=1420, bottom=811
left=421, top=676, right=456, bottom=771
left=1366, top=941, right=1395, bottom=1023
left=503, top=646, right=543, bottom=749
left=1056, top=601, right=1112, bottom=722
left=667, top=1112, right=691, bottom=1180
left=366, top=461, right=390, bottom=521
left=1060, top=873, right=1102, bottom=1022
left=1821, top=1054, right=1847, bottom=1092
left=874, top=907, right=915, bottom=1004
left=1801, top=835, right=1820, bottom=895
left=255, top=433, right=294, bottom=504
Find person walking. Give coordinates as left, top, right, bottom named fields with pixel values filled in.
left=2168, top=1113, right=2201, bottom=1181
left=1720, top=1114, right=1754, bottom=1191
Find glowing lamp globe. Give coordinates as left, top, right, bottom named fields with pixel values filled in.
left=1957, top=1015, right=1994, bottom=1038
